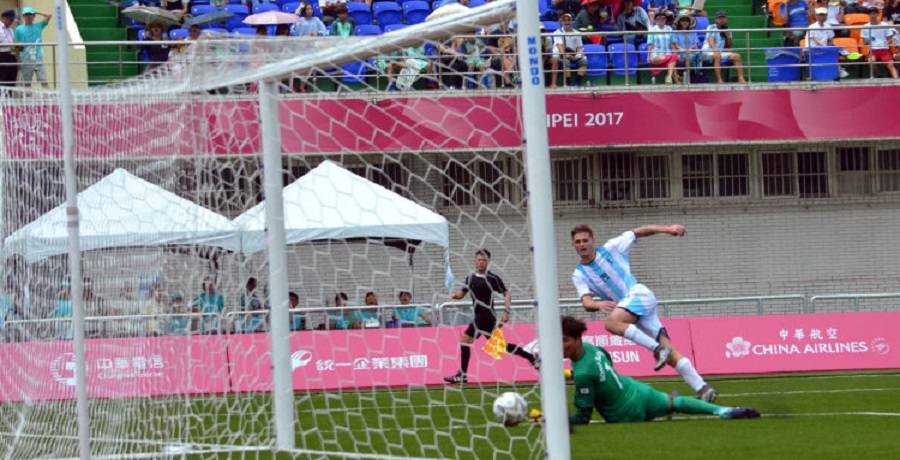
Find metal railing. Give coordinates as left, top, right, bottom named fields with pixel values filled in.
left=7, top=24, right=900, bottom=89
left=808, top=293, right=900, bottom=313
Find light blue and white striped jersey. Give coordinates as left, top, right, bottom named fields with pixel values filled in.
left=572, top=231, right=644, bottom=303
left=647, top=24, right=673, bottom=60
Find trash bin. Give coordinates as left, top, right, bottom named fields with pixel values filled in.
left=765, top=48, right=802, bottom=82
left=809, top=46, right=841, bottom=81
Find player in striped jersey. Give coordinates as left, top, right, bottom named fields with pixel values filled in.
left=560, top=315, right=759, bottom=424
left=570, top=224, right=718, bottom=402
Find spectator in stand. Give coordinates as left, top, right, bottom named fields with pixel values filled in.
left=141, top=21, right=170, bottom=74
left=211, top=0, right=228, bottom=9
left=188, top=24, right=202, bottom=41
left=702, top=10, right=746, bottom=83
left=780, top=0, right=813, bottom=47
left=168, top=292, right=192, bottom=335
left=554, top=13, right=588, bottom=86
left=392, top=291, right=433, bottom=327
left=672, top=0, right=705, bottom=17
left=486, top=20, right=517, bottom=88
left=327, top=292, right=352, bottom=329
left=554, top=0, right=583, bottom=19
left=615, top=0, right=651, bottom=45
left=240, top=277, right=263, bottom=333
left=539, top=23, right=562, bottom=88
left=862, top=6, right=899, bottom=78
left=256, top=25, right=269, bottom=36
left=53, top=279, right=73, bottom=340
left=671, top=13, right=701, bottom=82
left=436, top=37, right=469, bottom=90
left=14, top=7, right=51, bottom=88
left=575, top=0, right=604, bottom=32
left=884, top=0, right=900, bottom=23
left=350, top=291, right=382, bottom=329
left=292, top=3, right=327, bottom=36
left=819, top=0, right=847, bottom=37
left=0, top=11, right=18, bottom=91
left=193, top=279, right=225, bottom=334
left=808, top=7, right=835, bottom=47
left=385, top=44, right=435, bottom=91
left=461, top=34, right=488, bottom=88
left=141, top=285, right=166, bottom=337
left=275, top=24, right=291, bottom=36
left=646, top=0, right=672, bottom=22
left=647, top=11, right=679, bottom=84
left=161, top=0, right=189, bottom=22
left=330, top=4, right=355, bottom=37
left=289, top=292, right=305, bottom=331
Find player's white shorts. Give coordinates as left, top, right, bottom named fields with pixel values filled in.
left=618, top=285, right=664, bottom=340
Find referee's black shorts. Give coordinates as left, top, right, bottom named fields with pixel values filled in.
left=464, top=313, right=499, bottom=340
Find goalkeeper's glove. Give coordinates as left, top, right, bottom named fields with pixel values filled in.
left=528, top=409, right=543, bottom=426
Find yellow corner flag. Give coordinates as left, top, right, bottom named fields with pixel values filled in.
left=482, top=327, right=507, bottom=360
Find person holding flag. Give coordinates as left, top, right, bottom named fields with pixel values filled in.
left=444, top=249, right=539, bottom=384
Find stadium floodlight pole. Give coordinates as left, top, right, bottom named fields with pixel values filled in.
left=514, top=2, right=571, bottom=459
left=258, top=78, right=296, bottom=450
left=56, top=2, right=92, bottom=459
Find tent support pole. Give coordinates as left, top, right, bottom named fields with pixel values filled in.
left=259, top=78, right=296, bottom=450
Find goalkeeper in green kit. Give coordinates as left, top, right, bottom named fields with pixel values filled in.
left=560, top=316, right=760, bottom=424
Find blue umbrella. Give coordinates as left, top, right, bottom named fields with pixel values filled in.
left=183, top=10, right=235, bottom=28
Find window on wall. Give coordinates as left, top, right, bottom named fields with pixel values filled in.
left=371, top=160, right=407, bottom=194
left=599, top=152, right=632, bottom=203
left=553, top=156, right=591, bottom=202
left=638, top=155, right=668, bottom=199
left=477, top=160, right=505, bottom=204
left=718, top=153, right=749, bottom=197
left=682, top=154, right=713, bottom=198
left=761, top=152, right=794, bottom=197
left=798, top=151, right=827, bottom=197
left=761, top=151, right=827, bottom=198
left=443, top=160, right=474, bottom=207
left=837, top=147, right=871, bottom=195
left=877, top=149, right=900, bottom=192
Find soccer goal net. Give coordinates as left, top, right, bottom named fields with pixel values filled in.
left=0, top=1, right=562, bottom=459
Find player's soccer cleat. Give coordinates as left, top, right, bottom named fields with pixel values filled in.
left=698, top=385, right=719, bottom=403
left=720, top=407, right=761, bottom=420
left=443, top=372, right=467, bottom=384
left=653, top=346, right=672, bottom=371
left=531, top=353, right=541, bottom=370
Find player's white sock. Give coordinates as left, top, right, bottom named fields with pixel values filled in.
left=675, top=357, right=707, bottom=392
left=623, top=325, right=659, bottom=352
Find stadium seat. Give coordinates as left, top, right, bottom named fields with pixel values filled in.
left=767, top=0, right=787, bottom=27
left=694, top=16, right=710, bottom=43
left=348, top=2, right=374, bottom=25
left=469, top=0, right=487, bottom=7
left=638, top=42, right=648, bottom=67
left=252, top=3, right=280, bottom=14
left=608, top=43, right=637, bottom=76
left=191, top=5, right=219, bottom=16
left=843, top=13, right=869, bottom=25
left=340, top=61, right=369, bottom=84
left=282, top=1, right=302, bottom=14
left=355, top=24, right=383, bottom=36
left=431, top=0, right=444, bottom=10
left=192, top=0, right=210, bottom=5
left=233, top=27, right=259, bottom=36
left=374, top=2, right=403, bottom=27
left=584, top=43, right=608, bottom=78
left=383, top=23, right=409, bottom=33
left=542, top=21, right=561, bottom=33
left=403, top=1, right=431, bottom=25
left=170, top=28, right=190, bottom=40
left=224, top=4, right=251, bottom=31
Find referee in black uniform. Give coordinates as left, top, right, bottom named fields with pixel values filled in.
left=444, top=249, right=539, bottom=384
left=0, top=10, right=18, bottom=89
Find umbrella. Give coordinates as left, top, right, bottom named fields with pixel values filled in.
left=242, top=11, right=301, bottom=25
left=184, top=10, right=235, bottom=28
left=122, top=5, right=180, bottom=26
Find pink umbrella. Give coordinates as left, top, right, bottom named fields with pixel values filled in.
left=243, top=11, right=301, bottom=25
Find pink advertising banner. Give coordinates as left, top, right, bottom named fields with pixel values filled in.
left=225, top=320, right=689, bottom=393
left=0, top=335, right=230, bottom=403
left=689, top=312, right=899, bottom=375
left=6, top=87, right=900, bottom=159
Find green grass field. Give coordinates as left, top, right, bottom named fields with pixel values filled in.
left=2, top=371, right=899, bottom=459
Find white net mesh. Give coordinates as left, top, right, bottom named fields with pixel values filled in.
left=0, top=1, right=550, bottom=459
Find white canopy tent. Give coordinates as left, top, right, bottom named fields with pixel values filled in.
left=4, top=168, right=242, bottom=263
left=234, top=160, right=449, bottom=254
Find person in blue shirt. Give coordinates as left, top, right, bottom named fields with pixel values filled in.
left=780, top=0, right=813, bottom=46
left=701, top=10, right=746, bottom=83
left=13, top=7, right=51, bottom=88
left=671, top=13, right=702, bottom=82
left=392, top=291, right=433, bottom=327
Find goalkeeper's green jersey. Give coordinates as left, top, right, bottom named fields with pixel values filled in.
left=569, top=343, right=671, bottom=424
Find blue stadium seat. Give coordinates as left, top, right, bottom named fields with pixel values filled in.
left=340, top=61, right=369, bottom=83
left=252, top=3, right=280, bottom=14
left=431, top=0, right=444, bottom=9
left=191, top=5, right=219, bottom=16
left=383, top=23, right=409, bottom=33
left=282, top=1, right=301, bottom=14
left=403, top=1, right=431, bottom=25
left=638, top=42, right=649, bottom=66
left=541, top=21, right=561, bottom=33
left=608, top=43, right=637, bottom=76
left=469, top=0, right=487, bottom=7
left=170, top=28, right=190, bottom=40
left=224, top=4, right=250, bottom=31
left=584, top=44, right=608, bottom=77
left=355, top=24, right=383, bottom=36
left=373, top=2, right=403, bottom=27
left=233, top=27, right=259, bottom=36
left=694, top=16, right=710, bottom=43
left=192, top=0, right=210, bottom=5
left=347, top=2, right=373, bottom=25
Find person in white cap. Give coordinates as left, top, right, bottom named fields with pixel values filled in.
left=808, top=7, right=835, bottom=48
left=13, top=7, right=51, bottom=89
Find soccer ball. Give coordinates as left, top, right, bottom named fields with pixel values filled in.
left=492, top=392, right=529, bottom=426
